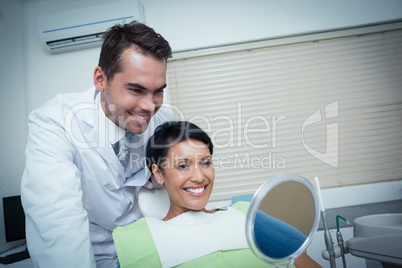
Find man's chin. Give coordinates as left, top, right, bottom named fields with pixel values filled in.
left=126, top=123, right=149, bottom=135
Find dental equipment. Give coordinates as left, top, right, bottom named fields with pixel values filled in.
left=315, top=176, right=336, bottom=268
left=336, top=215, right=350, bottom=268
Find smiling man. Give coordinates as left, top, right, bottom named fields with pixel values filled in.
left=21, top=21, right=172, bottom=268
left=95, top=46, right=168, bottom=135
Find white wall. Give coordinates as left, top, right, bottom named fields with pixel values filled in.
left=146, top=0, right=402, bottom=52
left=1, top=0, right=402, bottom=254
left=0, top=0, right=29, bottom=253
left=23, top=0, right=402, bottom=112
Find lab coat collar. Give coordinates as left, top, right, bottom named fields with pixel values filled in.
left=75, top=88, right=99, bottom=128
left=96, top=91, right=126, bottom=145
left=72, top=87, right=156, bottom=181
left=79, top=88, right=125, bottom=176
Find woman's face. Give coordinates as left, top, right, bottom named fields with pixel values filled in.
left=153, top=139, right=215, bottom=219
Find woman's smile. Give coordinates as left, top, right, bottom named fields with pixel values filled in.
left=183, top=185, right=208, bottom=195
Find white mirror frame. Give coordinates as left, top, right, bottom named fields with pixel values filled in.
left=245, top=173, right=320, bottom=267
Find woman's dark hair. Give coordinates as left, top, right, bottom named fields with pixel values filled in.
left=146, top=121, right=214, bottom=174
left=98, top=20, right=172, bottom=81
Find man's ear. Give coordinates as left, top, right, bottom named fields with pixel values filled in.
left=152, top=164, right=164, bottom=185
left=93, top=66, right=107, bottom=92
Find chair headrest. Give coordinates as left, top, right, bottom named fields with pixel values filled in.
left=138, top=187, right=170, bottom=219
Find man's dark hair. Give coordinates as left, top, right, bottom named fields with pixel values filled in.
left=98, top=20, right=172, bottom=81
left=146, top=121, right=214, bottom=174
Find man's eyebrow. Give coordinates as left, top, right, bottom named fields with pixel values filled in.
left=125, top=83, right=147, bottom=90
left=158, top=84, right=168, bottom=91
left=126, top=83, right=167, bottom=92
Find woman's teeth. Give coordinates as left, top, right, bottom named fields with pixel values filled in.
left=185, top=187, right=205, bottom=194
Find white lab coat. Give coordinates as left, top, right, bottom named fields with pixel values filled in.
left=21, top=87, right=173, bottom=268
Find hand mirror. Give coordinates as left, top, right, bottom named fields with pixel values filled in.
left=245, top=173, right=320, bottom=268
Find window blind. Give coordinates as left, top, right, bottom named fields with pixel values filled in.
left=166, top=25, right=402, bottom=201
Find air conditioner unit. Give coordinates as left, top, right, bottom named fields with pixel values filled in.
left=37, top=0, right=144, bottom=53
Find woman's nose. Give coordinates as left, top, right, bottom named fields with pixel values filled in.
left=190, top=166, right=204, bottom=183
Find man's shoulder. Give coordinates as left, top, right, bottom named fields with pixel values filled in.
left=29, top=87, right=97, bottom=122
left=36, top=87, right=96, bottom=112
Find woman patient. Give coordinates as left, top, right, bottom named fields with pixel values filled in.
left=113, top=121, right=320, bottom=268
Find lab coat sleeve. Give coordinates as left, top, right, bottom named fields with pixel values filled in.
left=21, top=110, right=96, bottom=268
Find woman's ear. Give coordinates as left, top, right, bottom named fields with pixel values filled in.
left=152, top=164, right=164, bottom=185
left=93, top=66, right=107, bottom=92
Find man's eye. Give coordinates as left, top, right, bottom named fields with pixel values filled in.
left=130, top=88, right=144, bottom=94
left=155, top=89, right=164, bottom=94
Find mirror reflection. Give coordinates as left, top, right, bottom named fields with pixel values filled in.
left=246, top=174, right=320, bottom=267
left=258, top=181, right=315, bottom=236
left=254, top=181, right=315, bottom=259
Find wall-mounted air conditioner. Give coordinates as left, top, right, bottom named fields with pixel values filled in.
left=37, top=0, right=144, bottom=53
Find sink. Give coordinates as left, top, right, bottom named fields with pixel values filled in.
left=347, top=213, right=402, bottom=267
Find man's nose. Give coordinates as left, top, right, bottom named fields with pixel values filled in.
left=140, top=93, right=156, bottom=112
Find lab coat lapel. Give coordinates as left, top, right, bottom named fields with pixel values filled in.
left=88, top=119, right=124, bottom=176
left=78, top=90, right=125, bottom=176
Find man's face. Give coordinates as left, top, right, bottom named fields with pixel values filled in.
left=96, top=47, right=167, bottom=134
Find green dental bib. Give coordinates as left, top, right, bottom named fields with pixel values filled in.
left=113, top=202, right=291, bottom=268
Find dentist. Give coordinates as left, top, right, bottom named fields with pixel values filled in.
left=21, top=21, right=172, bottom=268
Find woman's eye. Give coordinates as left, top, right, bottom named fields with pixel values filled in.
left=177, top=163, right=188, bottom=170
left=202, top=160, right=212, bottom=167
